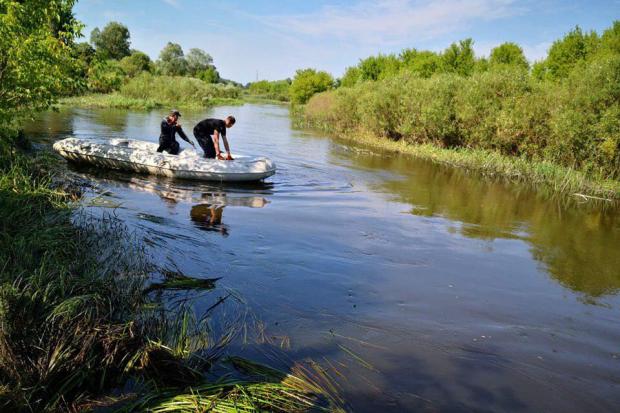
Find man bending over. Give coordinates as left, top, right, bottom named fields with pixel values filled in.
left=193, top=115, right=236, bottom=160
left=157, top=109, right=195, bottom=155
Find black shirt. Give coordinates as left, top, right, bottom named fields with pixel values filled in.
left=160, top=118, right=190, bottom=143
left=193, top=118, right=226, bottom=138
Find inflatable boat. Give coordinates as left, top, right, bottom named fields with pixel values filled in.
left=53, top=138, right=276, bottom=182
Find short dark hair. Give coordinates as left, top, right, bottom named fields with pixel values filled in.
left=226, top=115, right=236, bottom=125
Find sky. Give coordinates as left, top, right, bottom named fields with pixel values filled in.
left=74, top=0, right=620, bottom=84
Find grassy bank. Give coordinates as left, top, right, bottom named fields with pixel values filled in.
left=0, top=136, right=340, bottom=412
left=299, top=118, right=620, bottom=200
left=297, top=58, right=620, bottom=200
left=59, top=73, right=245, bottom=110
left=58, top=93, right=244, bottom=110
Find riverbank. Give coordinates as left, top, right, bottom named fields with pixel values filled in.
left=58, top=93, right=245, bottom=110
left=0, top=136, right=339, bottom=411
left=57, top=92, right=287, bottom=110
left=294, top=114, right=620, bottom=201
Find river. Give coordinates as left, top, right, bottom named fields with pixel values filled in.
left=26, top=103, right=620, bottom=412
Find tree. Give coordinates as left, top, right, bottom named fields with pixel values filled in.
left=535, top=26, right=599, bottom=80
left=358, top=54, right=401, bottom=81
left=198, top=66, right=220, bottom=83
left=157, top=42, right=187, bottom=76
left=119, top=51, right=152, bottom=77
left=90, top=22, right=131, bottom=60
left=402, top=50, right=442, bottom=78
left=489, top=42, right=529, bottom=69
left=87, top=59, right=124, bottom=93
left=340, top=66, right=361, bottom=87
left=70, top=42, right=96, bottom=85
left=290, top=68, right=334, bottom=104
left=186, top=48, right=213, bottom=76
left=442, top=38, right=476, bottom=76
left=600, top=20, right=620, bottom=55
left=0, top=0, right=82, bottom=121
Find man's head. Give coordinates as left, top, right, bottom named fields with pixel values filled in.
left=224, top=115, right=236, bottom=128
left=168, top=109, right=181, bottom=123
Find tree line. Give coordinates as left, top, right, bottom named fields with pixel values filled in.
left=287, top=22, right=620, bottom=105
left=296, top=21, right=620, bottom=181
left=71, top=21, right=238, bottom=93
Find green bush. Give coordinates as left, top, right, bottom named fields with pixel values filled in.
left=120, top=73, right=240, bottom=106
left=301, top=53, right=620, bottom=179
left=548, top=54, right=620, bottom=176
left=290, top=68, right=334, bottom=104
left=246, top=79, right=291, bottom=101
left=119, top=51, right=152, bottom=78
left=87, top=59, right=125, bottom=93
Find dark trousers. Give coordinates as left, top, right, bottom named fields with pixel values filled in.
left=157, top=137, right=179, bottom=155
left=194, top=131, right=216, bottom=158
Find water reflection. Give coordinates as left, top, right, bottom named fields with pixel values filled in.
left=336, top=145, right=620, bottom=297
left=191, top=204, right=227, bottom=235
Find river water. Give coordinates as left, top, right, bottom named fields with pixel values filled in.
left=26, top=104, right=620, bottom=412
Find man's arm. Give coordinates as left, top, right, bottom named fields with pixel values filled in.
left=212, top=130, right=223, bottom=158
left=176, top=126, right=194, bottom=146
left=222, top=136, right=232, bottom=159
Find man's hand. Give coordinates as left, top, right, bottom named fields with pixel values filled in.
left=225, top=153, right=234, bottom=161
left=217, top=153, right=226, bottom=160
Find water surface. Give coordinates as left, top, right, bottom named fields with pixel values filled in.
left=26, top=104, right=620, bottom=412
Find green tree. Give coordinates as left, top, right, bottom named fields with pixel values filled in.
left=442, top=38, right=476, bottom=76
left=489, top=42, right=529, bottom=69
left=0, top=0, right=81, bottom=121
left=87, top=59, right=124, bottom=92
left=535, top=26, right=599, bottom=80
left=90, top=22, right=131, bottom=60
left=340, top=66, right=361, bottom=87
left=119, top=51, right=151, bottom=78
left=402, top=50, right=442, bottom=78
left=197, top=66, right=220, bottom=83
left=186, top=48, right=213, bottom=76
left=358, top=54, right=401, bottom=81
left=49, top=0, right=81, bottom=45
left=157, top=42, right=188, bottom=76
left=290, top=68, right=334, bottom=104
left=600, top=20, right=620, bottom=54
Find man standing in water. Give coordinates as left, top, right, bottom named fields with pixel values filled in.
left=193, top=115, right=236, bottom=160
left=156, top=109, right=195, bottom=155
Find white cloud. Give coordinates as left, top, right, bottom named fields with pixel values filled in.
left=258, top=0, right=524, bottom=46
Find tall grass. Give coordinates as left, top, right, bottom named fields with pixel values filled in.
left=299, top=56, right=620, bottom=198
left=60, top=73, right=245, bottom=110
left=120, top=73, right=242, bottom=107
left=0, top=137, right=341, bottom=412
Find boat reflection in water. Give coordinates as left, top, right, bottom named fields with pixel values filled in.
left=190, top=194, right=269, bottom=236
left=90, top=175, right=270, bottom=237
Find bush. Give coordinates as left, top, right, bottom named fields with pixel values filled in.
left=300, top=53, right=620, bottom=179
left=87, top=59, right=125, bottom=93
left=548, top=54, right=620, bottom=177
left=120, top=73, right=240, bottom=106
left=119, top=51, right=152, bottom=78
left=290, top=69, right=334, bottom=104
left=246, top=79, right=291, bottom=101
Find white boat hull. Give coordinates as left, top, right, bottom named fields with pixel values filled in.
left=53, top=138, right=276, bottom=182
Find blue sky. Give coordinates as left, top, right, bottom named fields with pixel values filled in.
left=74, top=0, right=619, bottom=83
